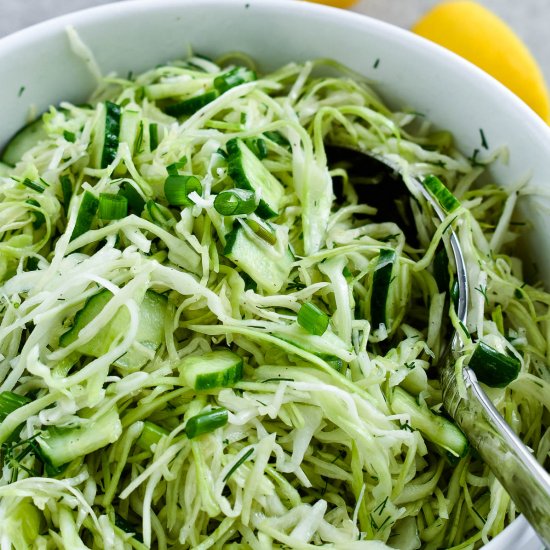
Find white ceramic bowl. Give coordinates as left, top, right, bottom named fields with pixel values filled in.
left=0, top=1, right=547, bottom=548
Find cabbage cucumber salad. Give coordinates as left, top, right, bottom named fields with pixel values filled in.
left=0, top=43, right=549, bottom=550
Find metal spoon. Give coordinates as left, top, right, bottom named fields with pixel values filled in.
left=327, top=146, right=550, bottom=547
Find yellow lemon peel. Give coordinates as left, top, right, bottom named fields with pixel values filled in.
left=412, top=1, right=550, bottom=122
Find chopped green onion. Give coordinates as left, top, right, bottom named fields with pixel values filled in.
left=185, top=408, right=228, bottom=439
left=70, top=191, right=99, bottom=241
left=25, top=199, right=45, bottom=229
left=223, top=447, right=254, bottom=482
left=164, top=91, right=219, bottom=117
left=149, top=123, right=159, bottom=151
left=297, top=303, right=330, bottom=336
left=468, top=342, right=521, bottom=388
left=22, top=178, right=45, bottom=193
left=244, top=219, right=277, bottom=245
left=136, top=421, right=169, bottom=451
left=214, top=66, right=257, bottom=94
left=422, top=175, right=460, bottom=213
left=0, top=391, right=31, bottom=422
left=166, top=156, right=188, bottom=176
left=98, top=193, right=128, bottom=220
left=214, top=189, right=257, bottom=216
left=146, top=200, right=175, bottom=227
left=60, top=175, right=73, bottom=214
left=63, top=130, right=76, bottom=143
left=164, top=175, right=202, bottom=206
left=118, top=182, right=145, bottom=214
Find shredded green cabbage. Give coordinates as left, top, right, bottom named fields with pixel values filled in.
left=0, top=46, right=548, bottom=550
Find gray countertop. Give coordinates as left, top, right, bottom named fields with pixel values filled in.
left=353, top=0, right=550, bottom=87
left=2, top=0, right=549, bottom=88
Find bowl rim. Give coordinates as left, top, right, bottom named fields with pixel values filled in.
left=1, top=0, right=549, bottom=143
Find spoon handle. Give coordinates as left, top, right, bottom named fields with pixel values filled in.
left=442, top=366, right=550, bottom=548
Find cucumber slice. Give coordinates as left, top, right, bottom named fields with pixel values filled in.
left=370, top=248, right=396, bottom=331
left=0, top=391, right=31, bottom=422
left=213, top=66, right=257, bottom=94
left=149, top=123, right=159, bottom=151
left=119, top=109, right=141, bottom=153
left=243, top=137, right=267, bottom=160
left=36, top=408, right=122, bottom=468
left=70, top=190, right=99, bottom=242
left=391, top=387, right=469, bottom=458
left=422, top=175, right=460, bottom=213
left=224, top=224, right=294, bottom=293
left=60, top=175, right=73, bottom=214
left=102, top=101, right=122, bottom=168
left=468, top=341, right=521, bottom=388
left=1, top=116, right=48, bottom=166
left=114, top=108, right=141, bottom=175
left=90, top=103, right=106, bottom=168
left=178, top=350, right=243, bottom=390
left=264, top=130, right=291, bottom=149
left=90, top=102, right=121, bottom=169
left=118, top=181, right=145, bottom=214
left=227, top=138, right=285, bottom=218
left=60, top=289, right=167, bottom=371
left=164, top=91, right=218, bottom=117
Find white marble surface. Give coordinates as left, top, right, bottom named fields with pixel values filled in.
left=1, top=0, right=549, bottom=86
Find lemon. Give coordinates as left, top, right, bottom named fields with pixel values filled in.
left=412, top=1, right=550, bottom=122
